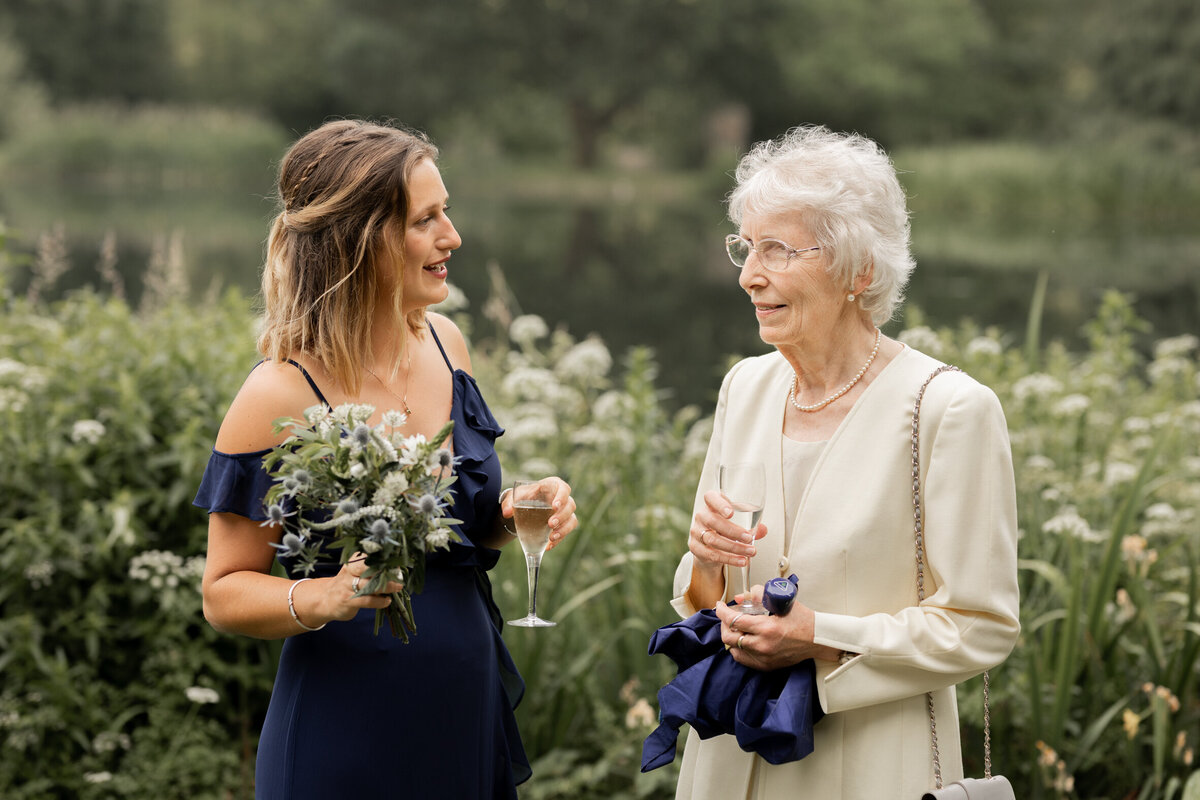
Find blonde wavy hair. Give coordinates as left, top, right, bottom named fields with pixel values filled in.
left=258, top=119, right=438, bottom=394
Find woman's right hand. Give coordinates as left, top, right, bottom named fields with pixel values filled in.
left=310, top=554, right=407, bottom=624
left=689, top=489, right=765, bottom=572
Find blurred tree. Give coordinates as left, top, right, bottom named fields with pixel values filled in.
left=0, top=25, right=47, bottom=140
left=1092, top=0, right=1200, bottom=126
left=166, top=0, right=340, bottom=133
left=1, top=0, right=171, bottom=103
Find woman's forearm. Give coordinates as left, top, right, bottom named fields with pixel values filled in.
left=685, top=561, right=726, bottom=611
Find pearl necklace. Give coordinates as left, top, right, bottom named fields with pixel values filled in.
left=789, top=328, right=881, bottom=413
left=365, top=354, right=414, bottom=418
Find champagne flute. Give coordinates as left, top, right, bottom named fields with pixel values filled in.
left=718, top=462, right=766, bottom=615
left=507, top=479, right=557, bottom=628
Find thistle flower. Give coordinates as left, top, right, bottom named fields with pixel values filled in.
left=368, top=519, right=391, bottom=540
left=336, top=498, right=360, bottom=516
left=261, top=503, right=293, bottom=528
left=270, top=532, right=306, bottom=557
left=352, top=423, right=372, bottom=448
left=414, top=493, right=441, bottom=517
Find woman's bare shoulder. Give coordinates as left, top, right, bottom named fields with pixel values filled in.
left=426, top=312, right=473, bottom=373
left=214, top=360, right=326, bottom=453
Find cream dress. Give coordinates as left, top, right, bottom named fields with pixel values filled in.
left=670, top=346, right=1021, bottom=800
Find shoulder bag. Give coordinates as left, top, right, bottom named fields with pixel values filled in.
left=913, top=366, right=1016, bottom=800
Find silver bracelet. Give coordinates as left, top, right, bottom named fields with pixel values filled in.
left=287, top=578, right=326, bottom=632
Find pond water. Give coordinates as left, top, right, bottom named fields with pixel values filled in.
left=4, top=179, right=1197, bottom=410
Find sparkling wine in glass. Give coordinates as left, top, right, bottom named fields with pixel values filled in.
left=507, top=479, right=557, bottom=628
left=719, top=462, right=767, bottom=615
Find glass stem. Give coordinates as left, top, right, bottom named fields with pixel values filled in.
left=740, top=563, right=755, bottom=612
left=525, top=553, right=543, bottom=618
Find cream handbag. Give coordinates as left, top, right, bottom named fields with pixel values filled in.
left=913, top=367, right=1016, bottom=800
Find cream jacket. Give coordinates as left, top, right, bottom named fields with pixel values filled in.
left=670, top=345, right=1020, bottom=799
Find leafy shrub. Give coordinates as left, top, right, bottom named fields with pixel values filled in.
left=2, top=275, right=1198, bottom=799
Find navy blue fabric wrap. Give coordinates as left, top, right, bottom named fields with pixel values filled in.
left=641, top=606, right=824, bottom=771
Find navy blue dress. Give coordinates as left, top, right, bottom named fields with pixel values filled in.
left=194, top=328, right=528, bottom=799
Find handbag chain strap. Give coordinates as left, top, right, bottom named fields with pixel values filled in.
left=911, top=365, right=994, bottom=790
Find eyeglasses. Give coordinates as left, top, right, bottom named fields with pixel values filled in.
left=725, top=234, right=821, bottom=271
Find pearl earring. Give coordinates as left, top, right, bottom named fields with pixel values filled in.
left=847, top=294, right=856, bottom=302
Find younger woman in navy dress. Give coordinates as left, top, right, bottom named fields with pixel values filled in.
left=195, top=119, right=578, bottom=799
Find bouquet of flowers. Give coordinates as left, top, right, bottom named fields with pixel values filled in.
left=261, top=403, right=460, bottom=641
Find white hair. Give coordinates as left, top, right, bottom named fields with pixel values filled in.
left=727, top=125, right=915, bottom=325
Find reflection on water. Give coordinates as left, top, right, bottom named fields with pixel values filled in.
left=4, top=182, right=1197, bottom=409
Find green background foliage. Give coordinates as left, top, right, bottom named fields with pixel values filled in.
left=2, top=266, right=1198, bottom=797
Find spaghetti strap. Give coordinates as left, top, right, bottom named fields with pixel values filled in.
left=283, top=359, right=331, bottom=407
left=428, top=322, right=455, bottom=373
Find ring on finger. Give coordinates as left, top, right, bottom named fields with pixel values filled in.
left=730, top=612, right=745, bottom=632
left=737, top=634, right=746, bottom=650
left=351, top=576, right=361, bottom=592
left=702, top=529, right=712, bottom=546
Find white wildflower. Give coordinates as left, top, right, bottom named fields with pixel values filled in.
left=84, top=772, right=113, bottom=784
left=558, top=337, right=613, bottom=381
left=397, top=434, right=428, bottom=466
left=426, top=528, right=453, bottom=549
left=383, top=471, right=410, bottom=495
left=1145, top=503, right=1177, bottom=521
left=360, top=539, right=382, bottom=553
left=506, top=412, right=561, bottom=443
left=19, top=369, right=47, bottom=393
left=0, top=358, right=25, bottom=380
left=593, top=390, right=635, bottom=421
left=303, top=404, right=331, bottom=426
left=502, top=367, right=559, bottom=401
left=0, top=387, right=29, bottom=413
left=1104, top=461, right=1138, bottom=486
left=966, top=337, right=1003, bottom=358
left=93, top=731, right=131, bottom=754
left=1013, top=373, right=1063, bottom=402
left=1052, top=394, right=1090, bottom=417
left=897, top=326, right=942, bottom=355
left=184, top=686, right=219, bottom=705
left=1024, top=454, right=1056, bottom=471
left=1148, top=357, right=1190, bottom=383
left=509, top=314, right=549, bottom=344
left=349, top=462, right=368, bottom=479
left=371, top=485, right=397, bottom=507
left=24, top=561, right=54, bottom=590
left=382, top=409, right=408, bottom=428
left=1043, top=506, right=1104, bottom=542
left=1154, top=334, right=1198, bottom=359
left=1123, top=417, right=1151, bottom=435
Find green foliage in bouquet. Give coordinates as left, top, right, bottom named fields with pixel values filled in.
left=262, top=405, right=460, bottom=641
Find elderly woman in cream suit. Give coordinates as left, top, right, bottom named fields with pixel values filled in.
left=671, top=127, right=1021, bottom=799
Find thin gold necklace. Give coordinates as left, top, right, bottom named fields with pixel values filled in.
left=789, top=328, right=881, bottom=413
left=365, top=353, right=414, bottom=418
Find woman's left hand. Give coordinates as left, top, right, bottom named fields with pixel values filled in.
left=500, top=477, right=578, bottom=551
left=714, top=586, right=842, bottom=670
